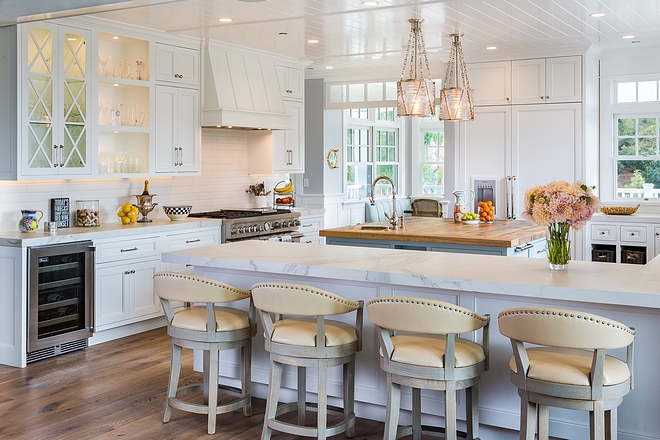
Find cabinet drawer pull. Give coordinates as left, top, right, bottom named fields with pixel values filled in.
left=185, top=239, right=201, bottom=243
left=305, top=240, right=312, bottom=243
left=124, top=270, right=131, bottom=275
left=514, top=243, right=533, bottom=252
left=301, top=224, right=313, bottom=228
left=120, top=247, right=138, bottom=252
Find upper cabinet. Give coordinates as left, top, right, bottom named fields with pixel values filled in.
left=21, top=23, right=92, bottom=177
left=276, top=65, right=304, bottom=100
left=155, top=43, right=199, bottom=87
left=511, top=56, right=581, bottom=104
left=272, top=100, right=304, bottom=173
left=467, top=61, right=512, bottom=106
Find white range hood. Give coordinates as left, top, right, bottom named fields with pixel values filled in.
left=202, top=48, right=292, bottom=130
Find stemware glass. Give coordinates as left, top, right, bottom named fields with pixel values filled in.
left=100, top=101, right=109, bottom=125
left=98, top=54, right=108, bottom=76
left=116, top=151, right=127, bottom=173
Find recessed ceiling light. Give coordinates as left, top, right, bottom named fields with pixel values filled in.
left=486, top=46, right=497, bottom=50
left=218, top=17, right=233, bottom=23
left=113, top=83, right=119, bottom=87
left=590, top=12, right=605, bottom=18
left=113, top=36, right=119, bottom=40
left=372, top=55, right=382, bottom=59
left=325, top=66, right=334, bottom=70
left=307, top=39, right=319, bottom=44
left=227, top=126, right=233, bottom=129
left=622, top=35, right=635, bottom=39
left=362, top=0, right=379, bottom=5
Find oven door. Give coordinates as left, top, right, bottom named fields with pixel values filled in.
left=227, top=232, right=303, bottom=243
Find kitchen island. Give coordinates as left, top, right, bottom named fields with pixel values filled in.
left=320, top=218, right=547, bottom=257
left=162, top=241, right=660, bottom=440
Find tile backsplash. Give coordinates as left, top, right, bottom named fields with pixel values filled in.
left=0, top=129, right=286, bottom=233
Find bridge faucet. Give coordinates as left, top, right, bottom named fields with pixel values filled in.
left=370, top=175, right=398, bottom=229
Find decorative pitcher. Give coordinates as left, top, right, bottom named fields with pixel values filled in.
left=452, top=189, right=475, bottom=222
left=19, top=209, right=44, bottom=233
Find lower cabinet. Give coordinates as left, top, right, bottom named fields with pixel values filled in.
left=299, top=213, right=325, bottom=244
left=589, top=221, right=653, bottom=264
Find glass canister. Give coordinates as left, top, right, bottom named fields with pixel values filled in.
left=76, top=200, right=100, bottom=227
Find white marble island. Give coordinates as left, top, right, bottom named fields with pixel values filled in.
left=162, top=241, right=660, bottom=440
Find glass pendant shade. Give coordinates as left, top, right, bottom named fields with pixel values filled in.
left=396, top=19, right=435, bottom=118
left=397, top=79, right=436, bottom=118
left=439, top=33, right=474, bottom=121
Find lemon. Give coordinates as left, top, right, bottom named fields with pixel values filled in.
left=117, top=210, right=126, bottom=217
left=122, top=204, right=132, bottom=213
left=130, top=206, right=138, bottom=214
left=126, top=211, right=137, bottom=219
left=130, top=217, right=137, bottom=223
left=121, top=216, right=131, bottom=224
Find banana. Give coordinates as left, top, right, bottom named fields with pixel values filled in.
left=274, top=179, right=294, bottom=193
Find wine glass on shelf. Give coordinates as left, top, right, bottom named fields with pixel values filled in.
left=100, top=101, right=108, bottom=125
left=116, top=151, right=127, bottom=173
left=98, top=54, right=108, bottom=76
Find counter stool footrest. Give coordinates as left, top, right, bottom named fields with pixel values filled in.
left=169, top=383, right=251, bottom=415
left=395, top=425, right=468, bottom=439
left=267, top=408, right=355, bottom=438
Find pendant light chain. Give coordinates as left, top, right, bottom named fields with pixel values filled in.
left=439, top=33, right=474, bottom=121
left=396, top=18, right=436, bottom=118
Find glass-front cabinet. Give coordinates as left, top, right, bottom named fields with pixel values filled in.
left=22, top=23, right=91, bottom=177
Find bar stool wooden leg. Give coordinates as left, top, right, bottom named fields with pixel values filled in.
left=445, top=382, right=457, bottom=440
left=411, top=387, right=422, bottom=440
left=164, top=341, right=182, bottom=423
left=207, top=347, right=219, bottom=435
left=537, top=404, right=549, bottom=440
left=344, top=360, right=356, bottom=438
left=263, top=360, right=283, bottom=440
left=298, top=366, right=307, bottom=426
left=385, top=376, right=401, bottom=440
left=202, top=350, right=210, bottom=404
left=466, top=385, right=479, bottom=440
left=317, top=362, right=328, bottom=440
left=520, top=391, right=537, bottom=440
left=605, top=408, right=617, bottom=440
left=242, top=342, right=252, bottom=417
left=591, top=401, right=606, bottom=440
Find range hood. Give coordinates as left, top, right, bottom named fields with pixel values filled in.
left=202, top=48, right=292, bottom=130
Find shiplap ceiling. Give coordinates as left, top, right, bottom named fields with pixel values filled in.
left=81, top=0, right=660, bottom=76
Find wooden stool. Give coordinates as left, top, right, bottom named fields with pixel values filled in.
left=498, top=307, right=635, bottom=440
left=366, top=296, right=490, bottom=440
left=411, top=199, right=443, bottom=217
left=154, top=272, right=256, bottom=435
left=251, top=282, right=363, bottom=440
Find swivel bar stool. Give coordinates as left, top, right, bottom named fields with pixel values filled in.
left=498, top=307, right=635, bottom=440
left=366, top=296, right=490, bottom=440
left=251, top=282, right=363, bottom=440
left=154, top=272, right=256, bottom=435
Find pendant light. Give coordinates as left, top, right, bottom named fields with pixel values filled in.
left=439, top=33, right=474, bottom=121
left=396, top=19, right=435, bottom=118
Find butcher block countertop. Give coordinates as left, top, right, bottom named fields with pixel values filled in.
left=319, top=217, right=546, bottom=248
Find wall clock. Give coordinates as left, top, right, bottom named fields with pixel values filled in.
left=327, top=149, right=339, bottom=169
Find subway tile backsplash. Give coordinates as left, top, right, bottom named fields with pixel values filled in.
left=0, top=129, right=286, bottom=232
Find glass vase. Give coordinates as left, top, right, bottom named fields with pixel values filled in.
left=547, top=222, right=571, bottom=271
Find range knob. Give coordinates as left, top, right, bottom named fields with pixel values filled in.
left=249, top=225, right=257, bottom=233
left=238, top=226, right=246, bottom=234
left=293, top=219, right=300, bottom=226
left=284, top=220, right=292, bottom=228
left=273, top=221, right=281, bottom=229
left=264, top=222, right=271, bottom=231
left=231, top=227, right=237, bottom=234
left=252, top=224, right=259, bottom=232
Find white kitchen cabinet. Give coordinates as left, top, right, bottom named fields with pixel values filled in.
left=155, top=42, right=199, bottom=86
left=276, top=65, right=304, bottom=100
left=511, top=56, right=581, bottom=104
left=161, top=227, right=219, bottom=273
left=272, top=99, right=304, bottom=173
left=299, top=213, right=325, bottom=244
left=155, top=85, right=200, bottom=173
left=20, top=23, right=92, bottom=177
left=466, top=61, right=511, bottom=106
left=590, top=221, right=652, bottom=264
left=459, top=103, right=581, bottom=220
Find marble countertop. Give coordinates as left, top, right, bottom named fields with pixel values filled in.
left=591, top=212, right=660, bottom=223
left=0, top=218, right=222, bottom=247
left=320, top=218, right=546, bottom=247
left=162, top=240, right=660, bottom=310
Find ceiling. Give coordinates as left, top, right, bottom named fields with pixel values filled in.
left=7, top=0, right=660, bottom=77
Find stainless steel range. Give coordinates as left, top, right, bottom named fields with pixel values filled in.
left=188, top=209, right=302, bottom=243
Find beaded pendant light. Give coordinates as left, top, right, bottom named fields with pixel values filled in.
left=439, top=33, right=474, bottom=121
left=396, top=19, right=435, bottom=118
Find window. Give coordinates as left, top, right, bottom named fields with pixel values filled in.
left=421, top=130, right=444, bottom=195
left=615, top=115, right=660, bottom=199
left=346, top=108, right=400, bottom=200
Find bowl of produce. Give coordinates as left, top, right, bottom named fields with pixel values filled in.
left=462, top=212, right=480, bottom=224
left=117, top=202, right=139, bottom=224
left=163, top=205, right=192, bottom=221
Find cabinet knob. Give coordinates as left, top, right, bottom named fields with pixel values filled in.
left=546, top=95, right=550, bottom=99
left=656, top=232, right=659, bottom=236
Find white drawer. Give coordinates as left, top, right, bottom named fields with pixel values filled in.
left=299, top=217, right=323, bottom=234
left=620, top=225, right=647, bottom=243
left=95, top=236, right=160, bottom=263
left=301, top=234, right=325, bottom=245
left=166, top=229, right=218, bottom=251
left=591, top=224, right=616, bottom=242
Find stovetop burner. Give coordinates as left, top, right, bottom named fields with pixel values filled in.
left=188, top=209, right=291, bottom=219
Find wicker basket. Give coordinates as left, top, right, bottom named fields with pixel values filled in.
left=621, top=249, right=645, bottom=265
left=592, top=248, right=615, bottom=263
left=600, top=205, right=639, bottom=215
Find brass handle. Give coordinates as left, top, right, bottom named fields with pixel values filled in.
left=511, top=175, right=516, bottom=219
left=302, top=224, right=313, bottom=227
left=124, top=270, right=131, bottom=275
left=185, top=239, right=201, bottom=243
left=120, top=247, right=138, bottom=252
left=53, top=145, right=59, bottom=167
left=60, top=145, right=64, bottom=167
left=546, top=95, right=549, bottom=99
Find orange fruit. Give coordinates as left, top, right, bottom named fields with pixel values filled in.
left=487, top=200, right=492, bottom=206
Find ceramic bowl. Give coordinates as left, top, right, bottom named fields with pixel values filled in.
left=163, top=205, right=192, bottom=221
left=462, top=219, right=480, bottom=225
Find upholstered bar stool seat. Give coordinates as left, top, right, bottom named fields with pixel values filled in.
left=251, top=282, right=364, bottom=440
left=154, top=272, right=256, bottom=435
left=366, top=296, right=490, bottom=440
left=498, top=307, right=635, bottom=440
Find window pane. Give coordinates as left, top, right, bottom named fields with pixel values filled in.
left=617, top=82, right=636, bottom=103
left=422, top=164, right=444, bottom=195
left=349, top=84, right=365, bottom=102
left=367, top=83, right=383, bottom=101
left=639, top=138, right=657, bottom=156
left=618, top=138, right=636, bottom=155
left=330, top=84, right=346, bottom=103
left=618, top=118, right=636, bottom=136
left=346, top=164, right=372, bottom=199
left=639, top=118, right=657, bottom=135
left=616, top=160, right=660, bottom=198
left=638, top=81, right=658, bottom=102
left=385, top=82, right=397, bottom=100
left=374, top=165, right=398, bottom=196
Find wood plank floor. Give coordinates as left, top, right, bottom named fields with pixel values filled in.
left=0, top=328, right=390, bottom=439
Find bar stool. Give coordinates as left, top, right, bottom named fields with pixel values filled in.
left=366, top=296, right=490, bottom=440
left=251, top=282, right=363, bottom=440
left=498, top=307, right=635, bottom=440
left=154, top=272, right=256, bottom=435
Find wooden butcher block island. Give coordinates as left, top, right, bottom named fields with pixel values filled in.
left=320, top=218, right=547, bottom=257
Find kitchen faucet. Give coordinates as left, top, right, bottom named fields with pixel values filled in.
left=370, top=175, right=398, bottom=229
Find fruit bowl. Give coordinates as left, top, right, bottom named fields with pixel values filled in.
left=117, top=202, right=139, bottom=224
left=163, top=205, right=192, bottom=221
left=463, top=219, right=480, bottom=225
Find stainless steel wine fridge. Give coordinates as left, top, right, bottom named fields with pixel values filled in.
left=27, top=241, right=95, bottom=363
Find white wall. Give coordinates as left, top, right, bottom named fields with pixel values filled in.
left=0, top=128, right=286, bottom=232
